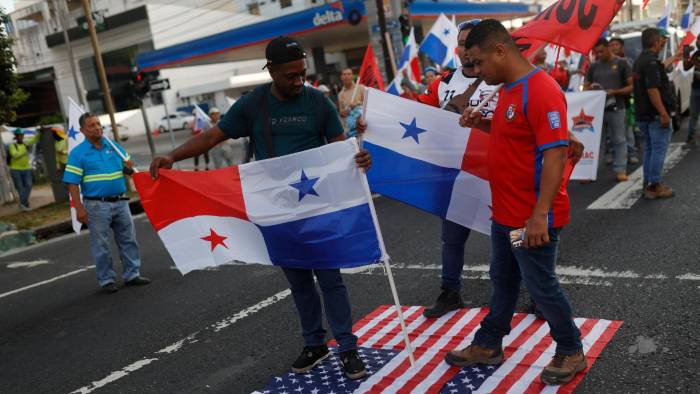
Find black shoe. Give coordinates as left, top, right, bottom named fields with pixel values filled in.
left=101, top=282, right=118, bottom=294
left=423, top=288, right=465, bottom=318
left=291, top=345, right=330, bottom=373
left=125, top=276, right=151, bottom=286
left=340, top=350, right=367, bottom=380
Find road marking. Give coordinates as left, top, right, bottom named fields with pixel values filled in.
left=353, top=262, right=698, bottom=287
left=588, top=143, right=687, bottom=210
left=70, top=288, right=291, bottom=394
left=0, top=266, right=94, bottom=300
left=5, top=259, right=51, bottom=269
left=0, top=213, right=147, bottom=259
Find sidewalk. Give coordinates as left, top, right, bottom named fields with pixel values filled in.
left=0, top=183, right=56, bottom=217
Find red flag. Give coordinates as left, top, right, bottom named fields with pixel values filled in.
left=512, top=0, right=625, bottom=55
left=358, top=44, right=385, bottom=91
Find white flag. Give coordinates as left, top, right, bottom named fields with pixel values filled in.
left=66, top=97, right=85, bottom=234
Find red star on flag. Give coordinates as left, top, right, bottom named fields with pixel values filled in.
left=572, top=109, right=594, bottom=125
left=201, top=228, right=228, bottom=251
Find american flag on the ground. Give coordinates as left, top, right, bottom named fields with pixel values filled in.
left=257, top=306, right=622, bottom=393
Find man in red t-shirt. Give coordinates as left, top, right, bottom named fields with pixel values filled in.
left=443, top=20, right=585, bottom=386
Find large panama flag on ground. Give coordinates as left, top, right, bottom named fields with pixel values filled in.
left=134, top=139, right=387, bottom=273
left=363, top=89, right=491, bottom=235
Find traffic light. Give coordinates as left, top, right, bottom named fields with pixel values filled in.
left=130, top=67, right=160, bottom=99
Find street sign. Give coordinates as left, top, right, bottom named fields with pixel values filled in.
left=149, top=78, right=170, bottom=92
left=371, top=20, right=400, bottom=33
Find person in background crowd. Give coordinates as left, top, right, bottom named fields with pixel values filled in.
left=190, top=108, right=211, bottom=171
left=337, top=68, right=366, bottom=131
left=634, top=28, right=676, bottom=199
left=534, top=49, right=551, bottom=72
left=658, top=28, right=682, bottom=71
left=551, top=60, right=570, bottom=89
left=63, top=113, right=150, bottom=293
left=208, top=107, right=235, bottom=168
left=683, top=34, right=700, bottom=148
left=585, top=38, right=633, bottom=182
left=447, top=19, right=585, bottom=386
left=9, top=128, right=40, bottom=211
left=400, top=79, right=418, bottom=101
left=149, top=37, right=372, bottom=380
left=54, top=130, right=68, bottom=175
left=608, top=37, right=639, bottom=165
left=424, top=66, right=439, bottom=86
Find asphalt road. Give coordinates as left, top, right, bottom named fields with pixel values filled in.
left=1, top=125, right=699, bottom=393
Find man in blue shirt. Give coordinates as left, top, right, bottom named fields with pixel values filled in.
left=149, top=37, right=371, bottom=380
left=63, top=113, right=150, bottom=293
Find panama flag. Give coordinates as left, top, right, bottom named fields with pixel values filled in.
left=387, top=28, right=421, bottom=96
left=363, top=89, right=491, bottom=235
left=419, top=13, right=459, bottom=68
left=680, top=18, right=700, bottom=50
left=193, top=104, right=211, bottom=133
left=682, top=1, right=694, bottom=30
left=66, top=97, right=85, bottom=234
left=134, top=139, right=388, bottom=273
left=658, top=0, right=672, bottom=29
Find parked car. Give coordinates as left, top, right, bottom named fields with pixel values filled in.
left=157, top=112, right=194, bottom=133
left=102, top=123, right=129, bottom=141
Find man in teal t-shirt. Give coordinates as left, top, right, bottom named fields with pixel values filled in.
left=149, top=37, right=371, bottom=380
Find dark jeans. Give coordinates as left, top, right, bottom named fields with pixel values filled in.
left=441, top=220, right=471, bottom=291
left=194, top=152, right=210, bottom=168
left=473, top=221, right=582, bottom=355
left=637, top=119, right=672, bottom=185
left=10, top=169, right=32, bottom=206
left=282, top=267, right=358, bottom=353
left=688, top=88, right=700, bottom=142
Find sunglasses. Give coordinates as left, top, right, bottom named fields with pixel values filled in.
left=458, top=19, right=482, bottom=32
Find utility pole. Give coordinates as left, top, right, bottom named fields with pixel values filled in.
left=56, top=0, right=87, bottom=109
left=80, top=0, right=120, bottom=143
left=375, top=0, right=395, bottom=81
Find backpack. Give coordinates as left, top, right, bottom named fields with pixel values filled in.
left=243, top=84, right=327, bottom=162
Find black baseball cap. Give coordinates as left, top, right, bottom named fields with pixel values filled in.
left=263, top=36, right=307, bottom=69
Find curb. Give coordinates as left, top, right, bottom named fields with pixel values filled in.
left=34, top=199, right=145, bottom=241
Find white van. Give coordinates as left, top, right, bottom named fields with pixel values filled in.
left=609, top=20, right=692, bottom=118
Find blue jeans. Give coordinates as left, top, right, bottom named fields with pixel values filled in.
left=441, top=220, right=471, bottom=291
left=473, top=221, right=582, bottom=355
left=84, top=199, right=142, bottom=286
left=282, top=267, right=357, bottom=353
left=603, top=109, right=628, bottom=173
left=687, top=88, right=700, bottom=141
left=10, top=169, right=32, bottom=206
left=637, top=119, right=672, bottom=185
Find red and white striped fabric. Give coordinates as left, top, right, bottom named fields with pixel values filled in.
left=335, top=305, right=622, bottom=393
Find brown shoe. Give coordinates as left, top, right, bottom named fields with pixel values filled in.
left=444, top=344, right=503, bottom=367
left=643, top=183, right=675, bottom=200
left=615, top=172, right=629, bottom=182
left=540, top=350, right=587, bottom=385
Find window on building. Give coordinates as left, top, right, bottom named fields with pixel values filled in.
left=280, top=0, right=292, bottom=9
left=247, top=2, right=261, bottom=15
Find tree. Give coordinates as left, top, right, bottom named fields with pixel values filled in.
left=0, top=7, right=29, bottom=125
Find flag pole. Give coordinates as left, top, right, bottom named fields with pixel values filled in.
left=103, top=137, right=139, bottom=173
left=355, top=94, right=415, bottom=366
